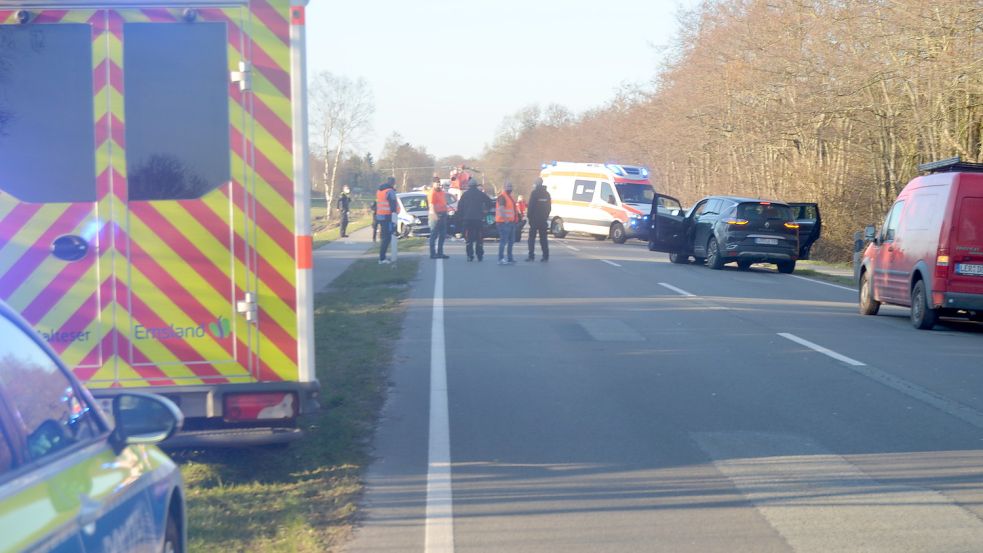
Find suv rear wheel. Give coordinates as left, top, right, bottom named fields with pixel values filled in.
left=777, top=260, right=796, bottom=274
left=858, top=271, right=880, bottom=316
left=911, top=280, right=938, bottom=330
left=669, top=252, right=688, bottom=264
left=706, top=238, right=724, bottom=270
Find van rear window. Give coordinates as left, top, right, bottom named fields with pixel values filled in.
left=957, top=197, right=983, bottom=245
left=0, top=25, right=96, bottom=203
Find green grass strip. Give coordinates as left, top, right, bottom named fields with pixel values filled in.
left=178, top=256, right=420, bottom=552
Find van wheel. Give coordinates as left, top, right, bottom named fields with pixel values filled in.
left=858, top=271, right=880, bottom=315
left=777, top=260, right=796, bottom=274
left=611, top=223, right=627, bottom=244
left=706, top=238, right=724, bottom=270
left=911, top=280, right=938, bottom=330
left=551, top=218, right=567, bottom=238
left=669, top=252, right=688, bottom=264
left=648, top=240, right=657, bottom=251
left=163, top=514, right=182, bottom=553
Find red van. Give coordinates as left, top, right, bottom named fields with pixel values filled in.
left=858, top=157, right=983, bottom=329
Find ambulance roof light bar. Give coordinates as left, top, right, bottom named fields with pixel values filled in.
left=917, top=156, right=983, bottom=174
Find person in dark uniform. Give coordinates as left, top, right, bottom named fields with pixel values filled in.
left=526, top=177, right=552, bottom=262
left=337, top=186, right=352, bottom=237
left=455, top=178, right=494, bottom=262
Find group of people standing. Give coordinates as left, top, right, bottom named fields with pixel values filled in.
left=371, top=173, right=552, bottom=266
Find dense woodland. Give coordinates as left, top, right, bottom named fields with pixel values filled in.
left=321, top=0, right=983, bottom=261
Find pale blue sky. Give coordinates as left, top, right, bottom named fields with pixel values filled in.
left=306, top=0, right=699, bottom=159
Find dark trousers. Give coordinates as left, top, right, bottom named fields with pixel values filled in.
left=372, top=219, right=379, bottom=242
left=378, top=219, right=393, bottom=260
left=528, top=220, right=549, bottom=259
left=429, top=214, right=447, bottom=257
left=463, top=219, right=484, bottom=260
left=339, top=210, right=350, bottom=237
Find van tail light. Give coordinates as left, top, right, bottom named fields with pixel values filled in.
left=725, top=218, right=749, bottom=226
left=224, top=392, right=297, bottom=422
left=784, top=222, right=800, bottom=229
left=935, top=247, right=949, bottom=280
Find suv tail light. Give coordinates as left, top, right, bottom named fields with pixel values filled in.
left=224, top=392, right=297, bottom=422
left=935, top=247, right=949, bottom=280
left=784, top=222, right=800, bottom=229
left=725, top=218, right=749, bottom=226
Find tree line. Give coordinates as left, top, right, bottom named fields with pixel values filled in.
left=313, top=0, right=983, bottom=260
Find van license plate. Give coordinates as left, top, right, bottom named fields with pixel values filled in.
left=755, top=238, right=778, bottom=245
left=956, top=263, right=983, bottom=276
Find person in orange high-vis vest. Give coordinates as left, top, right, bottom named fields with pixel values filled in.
left=376, top=177, right=399, bottom=263
left=496, top=182, right=519, bottom=264
left=428, top=178, right=450, bottom=259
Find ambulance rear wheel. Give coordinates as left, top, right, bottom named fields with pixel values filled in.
left=611, top=223, right=627, bottom=244
left=551, top=218, right=567, bottom=238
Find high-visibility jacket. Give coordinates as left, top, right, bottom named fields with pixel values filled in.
left=430, top=188, right=448, bottom=213
left=496, top=192, right=518, bottom=223
left=376, top=189, right=396, bottom=216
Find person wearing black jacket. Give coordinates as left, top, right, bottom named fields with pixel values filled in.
left=336, top=186, right=351, bottom=237
left=455, top=179, right=494, bottom=262
left=526, top=177, right=552, bottom=261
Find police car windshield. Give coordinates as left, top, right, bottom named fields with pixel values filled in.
left=615, top=184, right=655, bottom=204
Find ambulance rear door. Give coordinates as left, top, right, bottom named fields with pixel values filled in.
left=0, top=11, right=111, bottom=378
left=111, top=5, right=262, bottom=388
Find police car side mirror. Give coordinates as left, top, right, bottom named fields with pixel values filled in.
left=109, top=393, right=183, bottom=453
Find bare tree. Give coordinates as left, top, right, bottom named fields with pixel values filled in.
left=309, top=71, right=374, bottom=220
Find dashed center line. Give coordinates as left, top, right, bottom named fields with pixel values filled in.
left=779, top=332, right=983, bottom=430
left=658, top=282, right=695, bottom=297
left=601, top=259, right=621, bottom=267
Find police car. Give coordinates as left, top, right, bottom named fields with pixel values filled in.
left=0, top=301, right=185, bottom=553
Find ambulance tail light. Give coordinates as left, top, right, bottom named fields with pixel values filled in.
left=935, top=247, right=949, bottom=280
left=224, top=392, right=297, bottom=422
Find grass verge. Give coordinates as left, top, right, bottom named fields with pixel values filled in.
left=793, top=269, right=856, bottom=289
left=176, top=256, right=420, bottom=552
left=313, top=214, right=373, bottom=250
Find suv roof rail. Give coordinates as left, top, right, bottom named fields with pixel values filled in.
left=917, top=156, right=983, bottom=174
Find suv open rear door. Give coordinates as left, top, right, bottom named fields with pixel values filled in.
left=647, top=194, right=687, bottom=253
left=789, top=203, right=822, bottom=259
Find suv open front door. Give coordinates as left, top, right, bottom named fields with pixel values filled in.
left=789, top=202, right=822, bottom=259
left=647, top=194, right=687, bottom=253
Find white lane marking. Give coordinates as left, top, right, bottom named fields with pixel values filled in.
left=779, top=332, right=983, bottom=429
left=426, top=260, right=454, bottom=553
left=789, top=273, right=856, bottom=292
left=601, top=259, right=621, bottom=267
left=694, top=431, right=983, bottom=552
left=565, top=244, right=580, bottom=252
left=778, top=332, right=864, bottom=366
left=658, top=282, right=696, bottom=297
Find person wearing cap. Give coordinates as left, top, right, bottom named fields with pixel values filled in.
left=428, top=177, right=450, bottom=259
left=337, top=185, right=352, bottom=238
left=495, top=182, right=520, bottom=265
left=526, top=177, right=551, bottom=262
left=456, top=177, right=494, bottom=261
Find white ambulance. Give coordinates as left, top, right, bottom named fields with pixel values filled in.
left=541, top=162, right=656, bottom=243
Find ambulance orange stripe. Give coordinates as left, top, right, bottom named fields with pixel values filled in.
left=250, top=95, right=293, bottom=152
left=0, top=205, right=92, bottom=300
left=130, top=203, right=239, bottom=301
left=180, top=200, right=295, bottom=305
left=19, top=222, right=109, bottom=323
left=258, top=310, right=297, bottom=362
left=50, top=275, right=113, bottom=356
left=206, top=7, right=291, bottom=98
left=230, top=127, right=292, bottom=203
left=34, top=9, right=68, bottom=23
left=0, top=204, right=43, bottom=251
left=125, top=242, right=235, bottom=357
left=140, top=7, right=177, bottom=22
left=254, top=200, right=294, bottom=255
left=252, top=0, right=290, bottom=45
left=121, top=283, right=231, bottom=382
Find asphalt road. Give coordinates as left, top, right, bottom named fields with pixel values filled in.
left=344, top=234, right=983, bottom=553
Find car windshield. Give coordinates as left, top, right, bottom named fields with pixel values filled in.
left=736, top=202, right=793, bottom=221
left=401, top=195, right=428, bottom=211
left=616, top=184, right=655, bottom=204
